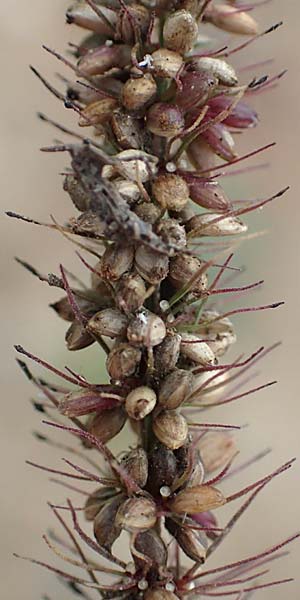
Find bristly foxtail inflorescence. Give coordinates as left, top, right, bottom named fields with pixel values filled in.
left=10, top=0, right=298, bottom=598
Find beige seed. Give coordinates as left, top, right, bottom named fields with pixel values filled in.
left=127, top=310, right=166, bottom=347
left=115, top=497, right=157, bottom=532
left=163, top=10, right=198, bottom=54
left=180, top=332, right=216, bottom=366
left=152, top=173, right=190, bottom=212
left=153, top=409, right=188, bottom=450
left=159, top=369, right=194, bottom=409
left=125, top=386, right=157, bottom=420
left=169, top=484, right=226, bottom=514
left=121, top=74, right=157, bottom=112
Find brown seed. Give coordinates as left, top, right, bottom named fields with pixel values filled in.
left=168, top=253, right=208, bottom=295
left=154, top=333, right=182, bottom=376
left=116, top=3, right=150, bottom=43
left=78, top=44, right=131, bottom=77
left=159, top=369, right=194, bottom=409
left=198, top=431, right=237, bottom=473
left=93, top=493, right=125, bottom=549
left=88, top=406, right=127, bottom=443
left=65, top=321, right=94, bottom=351
left=87, top=308, right=128, bottom=339
left=115, top=273, right=147, bottom=314
left=170, top=484, right=226, bottom=514
left=125, top=386, right=157, bottom=420
left=111, top=111, right=145, bottom=150
left=135, top=246, right=169, bottom=285
left=163, top=10, right=198, bottom=54
left=147, top=442, right=178, bottom=496
left=63, top=174, right=90, bottom=212
left=127, top=310, right=166, bottom=347
left=153, top=409, right=188, bottom=450
left=115, top=497, right=157, bottom=532
left=85, top=487, right=118, bottom=521
left=69, top=210, right=105, bottom=238
left=134, top=201, right=162, bottom=225
left=121, top=74, right=157, bottom=112
left=132, top=529, right=168, bottom=569
left=50, top=295, right=75, bottom=322
left=165, top=516, right=208, bottom=562
left=78, top=97, right=118, bottom=127
left=121, top=447, right=149, bottom=487
left=146, top=103, right=185, bottom=138
left=152, top=173, right=190, bottom=212
left=100, top=243, right=135, bottom=281
left=106, top=343, right=142, bottom=380
left=151, top=48, right=183, bottom=79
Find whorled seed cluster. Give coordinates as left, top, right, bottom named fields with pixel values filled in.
left=12, top=1, right=298, bottom=599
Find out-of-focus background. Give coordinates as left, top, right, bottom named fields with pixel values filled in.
left=1, top=1, right=299, bottom=598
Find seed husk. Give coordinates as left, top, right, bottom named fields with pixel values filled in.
left=121, top=74, right=157, bottom=113
left=115, top=273, right=147, bottom=314
left=163, top=10, right=198, bottom=54
left=168, top=253, right=208, bottom=295
left=146, top=103, right=185, bottom=138
left=165, top=516, right=208, bottom=562
left=88, top=406, right=127, bottom=443
left=180, top=333, right=216, bottom=366
left=152, top=173, right=190, bottom=212
left=154, top=333, right=182, bottom=376
left=85, top=487, right=118, bottom=521
left=93, top=493, right=125, bottom=549
left=65, top=321, right=94, bottom=351
left=132, top=529, right=168, bottom=568
left=87, top=308, right=128, bottom=339
left=121, top=447, right=149, bottom=487
left=159, top=369, right=194, bottom=409
left=153, top=409, right=188, bottom=450
left=125, top=386, right=157, bottom=420
left=106, top=342, right=142, bottom=380
left=63, top=174, right=90, bottom=212
left=99, top=243, right=135, bottom=281
left=127, top=310, right=166, bottom=347
left=169, top=484, right=226, bottom=514
left=151, top=48, right=183, bottom=79
left=115, top=497, right=157, bottom=532
left=147, top=442, right=178, bottom=496
left=186, top=214, right=248, bottom=237
left=135, top=246, right=169, bottom=285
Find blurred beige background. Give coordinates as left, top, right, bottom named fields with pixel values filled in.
left=1, top=1, right=299, bottom=598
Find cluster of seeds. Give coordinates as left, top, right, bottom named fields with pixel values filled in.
left=13, top=1, right=298, bottom=599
